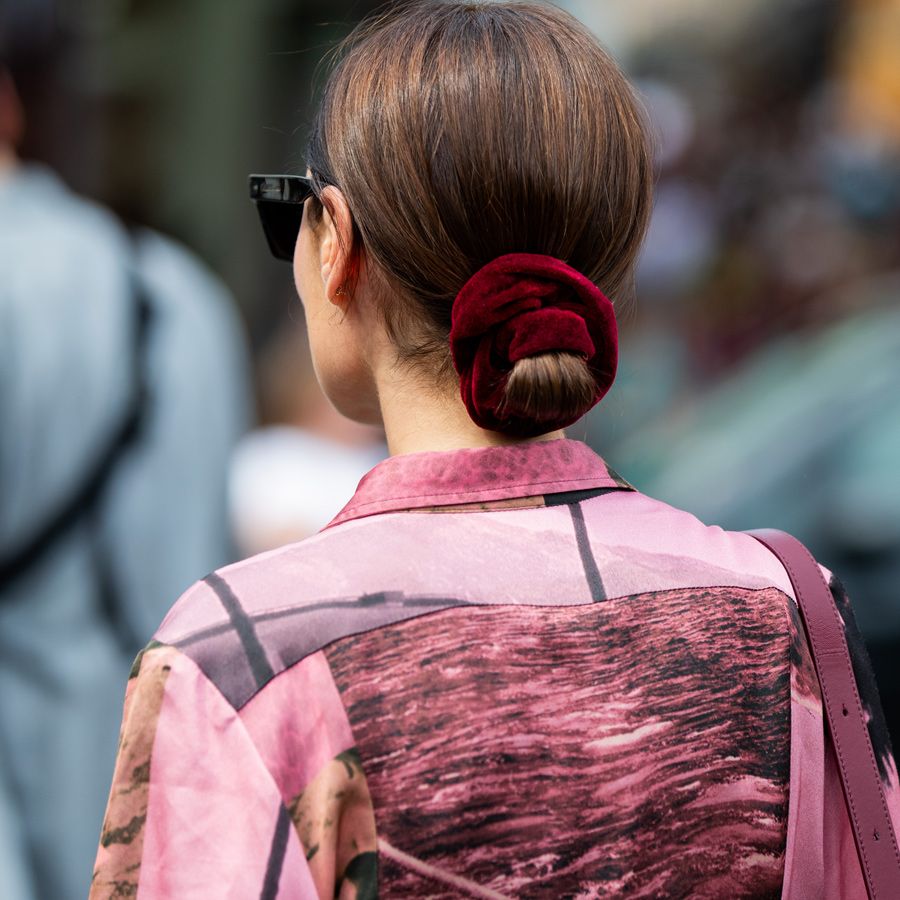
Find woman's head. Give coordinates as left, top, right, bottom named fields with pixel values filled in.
left=296, top=0, right=653, bottom=435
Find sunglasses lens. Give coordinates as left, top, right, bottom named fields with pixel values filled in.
left=257, top=201, right=304, bottom=261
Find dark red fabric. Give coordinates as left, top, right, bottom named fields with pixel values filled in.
left=449, top=253, right=618, bottom=436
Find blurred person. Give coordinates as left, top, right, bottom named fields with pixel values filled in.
left=92, top=3, right=898, bottom=898
left=0, top=5, right=250, bottom=899
left=0, top=761, right=35, bottom=898
left=230, top=314, right=385, bottom=556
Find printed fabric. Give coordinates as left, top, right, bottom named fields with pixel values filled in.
left=90, top=438, right=900, bottom=898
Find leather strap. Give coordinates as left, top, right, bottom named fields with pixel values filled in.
left=748, top=528, right=900, bottom=898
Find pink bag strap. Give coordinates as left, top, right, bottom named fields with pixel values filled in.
left=747, top=528, right=900, bottom=898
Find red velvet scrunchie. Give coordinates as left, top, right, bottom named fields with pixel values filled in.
left=449, top=253, right=618, bottom=436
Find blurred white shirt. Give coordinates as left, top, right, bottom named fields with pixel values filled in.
left=230, top=426, right=386, bottom=555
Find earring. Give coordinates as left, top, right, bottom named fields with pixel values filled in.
left=335, top=285, right=347, bottom=296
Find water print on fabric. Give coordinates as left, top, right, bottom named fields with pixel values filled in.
left=324, top=588, right=791, bottom=898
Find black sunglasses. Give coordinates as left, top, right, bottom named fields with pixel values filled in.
left=249, top=174, right=317, bottom=262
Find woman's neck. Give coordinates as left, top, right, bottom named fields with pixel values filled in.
left=375, top=364, right=564, bottom=457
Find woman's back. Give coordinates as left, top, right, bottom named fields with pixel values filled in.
left=91, top=438, right=899, bottom=897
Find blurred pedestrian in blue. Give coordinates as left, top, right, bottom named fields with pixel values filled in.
left=0, top=4, right=251, bottom=897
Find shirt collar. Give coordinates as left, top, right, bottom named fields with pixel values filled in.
left=328, top=438, right=631, bottom=527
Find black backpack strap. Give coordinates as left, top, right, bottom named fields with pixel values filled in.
left=0, top=258, right=154, bottom=591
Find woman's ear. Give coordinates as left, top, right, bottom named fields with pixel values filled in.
left=317, top=186, right=357, bottom=307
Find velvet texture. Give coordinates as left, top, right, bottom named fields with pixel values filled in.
left=449, top=253, right=618, bottom=436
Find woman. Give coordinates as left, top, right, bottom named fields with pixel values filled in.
left=91, top=2, right=899, bottom=897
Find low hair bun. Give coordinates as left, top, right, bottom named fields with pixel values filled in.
left=449, top=253, right=618, bottom=437
left=501, top=352, right=599, bottom=434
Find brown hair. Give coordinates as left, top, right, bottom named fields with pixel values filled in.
left=307, top=0, right=653, bottom=429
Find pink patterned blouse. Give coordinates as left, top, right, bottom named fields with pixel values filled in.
left=91, top=438, right=900, bottom=898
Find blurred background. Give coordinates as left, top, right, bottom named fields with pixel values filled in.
left=1, top=0, right=899, bottom=896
